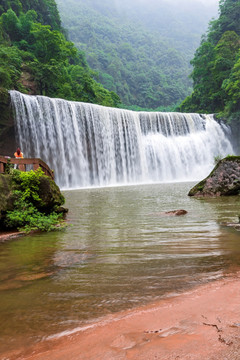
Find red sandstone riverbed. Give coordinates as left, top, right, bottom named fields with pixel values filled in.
left=0, top=231, right=24, bottom=242
left=4, top=271, right=240, bottom=360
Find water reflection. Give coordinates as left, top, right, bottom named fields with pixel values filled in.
left=0, top=182, right=240, bottom=356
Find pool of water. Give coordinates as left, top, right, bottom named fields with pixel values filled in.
left=0, top=182, right=240, bottom=355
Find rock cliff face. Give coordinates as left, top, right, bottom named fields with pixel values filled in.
left=188, top=156, right=240, bottom=197
left=0, top=88, right=16, bottom=156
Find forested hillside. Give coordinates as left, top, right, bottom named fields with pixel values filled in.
left=0, top=0, right=120, bottom=107
left=0, top=0, right=62, bottom=30
left=56, top=0, right=218, bottom=110
left=180, top=0, right=240, bottom=124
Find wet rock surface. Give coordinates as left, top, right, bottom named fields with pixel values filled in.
left=150, top=209, right=188, bottom=217
left=221, top=221, right=240, bottom=231
left=0, top=88, right=16, bottom=155
left=188, top=156, right=240, bottom=197
left=164, top=209, right=188, bottom=216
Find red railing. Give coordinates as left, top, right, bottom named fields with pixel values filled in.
left=0, top=156, right=54, bottom=180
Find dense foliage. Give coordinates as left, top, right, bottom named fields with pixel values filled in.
left=56, top=0, right=218, bottom=110
left=0, top=0, right=62, bottom=30
left=5, top=168, right=65, bottom=233
left=179, top=0, right=240, bottom=121
left=0, top=0, right=120, bottom=107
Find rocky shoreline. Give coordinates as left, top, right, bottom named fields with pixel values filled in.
left=0, top=230, right=25, bottom=242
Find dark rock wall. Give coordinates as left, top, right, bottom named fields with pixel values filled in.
left=230, top=121, right=240, bottom=155
left=0, top=88, right=16, bottom=156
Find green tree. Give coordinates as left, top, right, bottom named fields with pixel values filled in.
left=180, top=0, right=240, bottom=118
left=0, top=45, right=23, bottom=89
left=211, top=31, right=240, bottom=111
left=1, top=8, right=21, bottom=41
left=223, top=52, right=240, bottom=113
left=56, top=0, right=216, bottom=110
left=0, top=4, right=121, bottom=107
left=209, top=0, right=240, bottom=43
left=30, top=22, right=76, bottom=63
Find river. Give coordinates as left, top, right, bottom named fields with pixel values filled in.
left=0, top=182, right=240, bottom=356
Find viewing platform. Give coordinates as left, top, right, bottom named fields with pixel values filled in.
left=0, top=156, right=54, bottom=180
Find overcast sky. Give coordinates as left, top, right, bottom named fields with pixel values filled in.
left=198, top=0, right=219, bottom=4
left=114, top=0, right=220, bottom=11
left=129, top=0, right=219, bottom=6
left=154, top=0, right=219, bottom=4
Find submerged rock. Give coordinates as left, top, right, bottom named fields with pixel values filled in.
left=188, top=156, right=240, bottom=197
left=221, top=221, right=240, bottom=231
left=151, top=209, right=188, bottom=216
left=164, top=209, right=188, bottom=216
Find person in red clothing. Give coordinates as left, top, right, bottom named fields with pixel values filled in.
left=14, top=147, right=24, bottom=158
left=14, top=147, right=24, bottom=169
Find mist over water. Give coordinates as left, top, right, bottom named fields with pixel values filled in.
left=10, top=90, right=233, bottom=189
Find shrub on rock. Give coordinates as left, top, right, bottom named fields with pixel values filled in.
left=0, top=168, right=67, bottom=232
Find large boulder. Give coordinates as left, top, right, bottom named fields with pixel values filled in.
left=188, top=156, right=240, bottom=197
left=0, top=172, right=66, bottom=228
left=0, top=174, right=15, bottom=218
left=37, top=175, right=65, bottom=213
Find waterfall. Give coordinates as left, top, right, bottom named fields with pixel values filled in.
left=10, top=90, right=234, bottom=189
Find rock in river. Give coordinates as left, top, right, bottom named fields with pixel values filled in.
left=188, top=156, right=240, bottom=197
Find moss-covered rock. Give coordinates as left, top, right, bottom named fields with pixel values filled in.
left=0, top=174, right=15, bottom=219
left=37, top=175, right=65, bottom=213
left=0, top=172, right=67, bottom=229
left=188, top=156, right=240, bottom=197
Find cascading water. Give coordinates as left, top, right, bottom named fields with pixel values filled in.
left=10, top=90, right=234, bottom=189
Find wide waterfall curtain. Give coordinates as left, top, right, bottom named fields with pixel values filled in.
left=10, top=91, right=234, bottom=189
